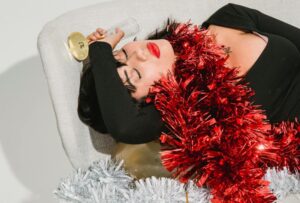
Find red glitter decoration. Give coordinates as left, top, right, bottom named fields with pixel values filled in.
left=146, top=19, right=300, bottom=202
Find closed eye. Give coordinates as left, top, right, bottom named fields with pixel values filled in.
left=133, top=68, right=141, bottom=79
left=121, top=48, right=142, bottom=79
left=124, top=70, right=136, bottom=89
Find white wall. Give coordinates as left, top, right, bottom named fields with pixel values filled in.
left=0, top=0, right=112, bottom=202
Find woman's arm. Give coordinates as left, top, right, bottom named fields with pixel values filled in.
left=78, top=64, right=109, bottom=134
left=202, top=3, right=300, bottom=52
left=89, top=41, right=164, bottom=144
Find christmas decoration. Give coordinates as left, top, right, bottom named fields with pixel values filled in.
left=53, top=157, right=300, bottom=202
left=53, top=158, right=134, bottom=202
left=145, top=19, right=300, bottom=202
left=53, top=157, right=212, bottom=203
left=265, top=167, right=300, bottom=199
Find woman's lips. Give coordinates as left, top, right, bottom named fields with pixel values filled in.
left=147, top=42, right=160, bottom=58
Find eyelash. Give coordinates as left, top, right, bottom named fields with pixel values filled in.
left=123, top=49, right=140, bottom=93
left=114, top=37, right=138, bottom=93
left=125, top=84, right=136, bottom=93
left=114, top=50, right=137, bottom=93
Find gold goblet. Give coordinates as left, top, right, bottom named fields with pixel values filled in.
left=67, top=32, right=99, bottom=61
left=67, top=17, right=140, bottom=62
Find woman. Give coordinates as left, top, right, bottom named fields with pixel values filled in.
left=78, top=3, right=300, bottom=144
left=78, top=18, right=179, bottom=144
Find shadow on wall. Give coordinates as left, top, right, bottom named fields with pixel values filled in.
left=0, top=56, right=72, bottom=203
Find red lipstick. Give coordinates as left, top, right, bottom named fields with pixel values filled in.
left=147, top=42, right=160, bottom=58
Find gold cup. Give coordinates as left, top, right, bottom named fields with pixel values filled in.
left=67, top=32, right=105, bottom=61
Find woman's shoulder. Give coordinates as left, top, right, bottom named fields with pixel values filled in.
left=205, top=24, right=269, bottom=78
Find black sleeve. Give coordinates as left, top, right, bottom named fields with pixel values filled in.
left=77, top=65, right=108, bottom=133
left=201, top=3, right=300, bottom=52
left=89, top=41, right=164, bottom=144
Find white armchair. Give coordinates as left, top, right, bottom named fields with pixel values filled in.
left=37, top=0, right=300, bottom=173
left=36, top=0, right=213, bottom=170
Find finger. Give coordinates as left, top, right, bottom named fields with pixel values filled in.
left=94, top=31, right=102, bottom=39
left=113, top=28, right=125, bottom=45
left=88, top=32, right=95, bottom=39
left=89, top=34, right=97, bottom=41
left=96, top=30, right=104, bottom=36
left=114, top=54, right=121, bottom=60
left=115, top=27, right=125, bottom=37
left=95, top=30, right=103, bottom=37
left=96, top=28, right=107, bottom=34
left=112, top=50, right=120, bottom=56
left=96, top=28, right=106, bottom=32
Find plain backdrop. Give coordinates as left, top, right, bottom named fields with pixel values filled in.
left=0, top=1, right=112, bottom=202
left=1, top=0, right=300, bottom=202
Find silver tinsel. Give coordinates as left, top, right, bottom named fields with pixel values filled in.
left=126, top=177, right=211, bottom=203
left=53, top=157, right=300, bottom=203
left=264, top=167, right=300, bottom=201
left=53, top=157, right=134, bottom=202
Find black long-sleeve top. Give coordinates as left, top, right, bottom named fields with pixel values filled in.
left=89, top=42, right=166, bottom=144
left=88, top=3, right=300, bottom=144
left=200, top=3, right=300, bottom=123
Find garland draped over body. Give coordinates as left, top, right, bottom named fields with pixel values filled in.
left=145, top=20, right=300, bottom=203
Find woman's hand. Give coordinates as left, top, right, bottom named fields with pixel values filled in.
left=87, top=27, right=125, bottom=49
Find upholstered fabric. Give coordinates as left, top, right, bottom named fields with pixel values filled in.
left=37, top=0, right=300, bottom=170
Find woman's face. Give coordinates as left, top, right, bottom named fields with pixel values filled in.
left=113, top=39, right=177, bottom=101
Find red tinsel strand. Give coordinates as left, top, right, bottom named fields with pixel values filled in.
left=146, top=19, right=299, bottom=202
left=266, top=117, right=300, bottom=173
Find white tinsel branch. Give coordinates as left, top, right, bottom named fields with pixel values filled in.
left=53, top=157, right=134, bottom=203
left=53, top=157, right=300, bottom=203
left=126, top=176, right=211, bottom=203
left=264, top=166, right=300, bottom=201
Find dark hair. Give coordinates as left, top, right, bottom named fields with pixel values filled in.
left=77, top=17, right=179, bottom=133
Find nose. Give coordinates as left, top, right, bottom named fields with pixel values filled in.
left=134, top=48, right=149, bottom=61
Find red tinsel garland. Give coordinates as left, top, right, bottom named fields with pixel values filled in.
left=145, top=20, right=300, bottom=203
